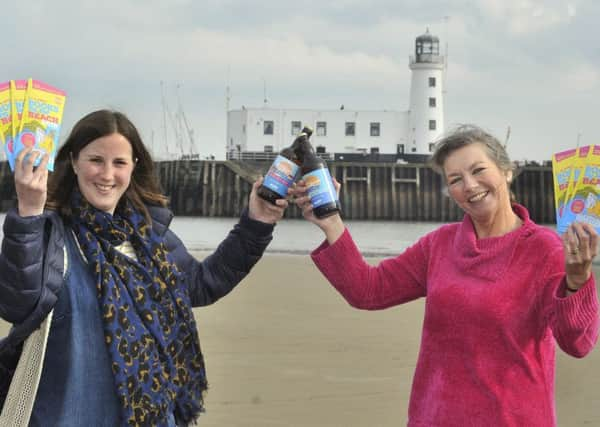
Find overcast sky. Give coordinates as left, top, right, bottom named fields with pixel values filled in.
left=3, top=0, right=599, bottom=162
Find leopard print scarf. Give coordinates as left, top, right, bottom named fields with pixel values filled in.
left=70, top=189, right=207, bottom=426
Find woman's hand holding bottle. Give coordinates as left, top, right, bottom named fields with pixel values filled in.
left=248, top=177, right=288, bottom=224
left=290, top=178, right=345, bottom=245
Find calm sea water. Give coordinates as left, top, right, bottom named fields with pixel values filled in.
left=0, top=213, right=444, bottom=256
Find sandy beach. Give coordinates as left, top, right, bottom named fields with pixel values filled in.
left=2, top=253, right=599, bottom=426
left=192, top=254, right=600, bottom=427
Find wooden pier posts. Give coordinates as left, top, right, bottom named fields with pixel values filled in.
left=0, top=161, right=556, bottom=224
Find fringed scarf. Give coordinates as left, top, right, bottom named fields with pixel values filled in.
left=70, top=189, right=207, bottom=426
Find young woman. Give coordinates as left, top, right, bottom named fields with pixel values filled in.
left=0, top=110, right=288, bottom=426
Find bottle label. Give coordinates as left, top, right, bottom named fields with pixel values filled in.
left=263, top=155, right=300, bottom=197
left=303, top=168, right=337, bottom=208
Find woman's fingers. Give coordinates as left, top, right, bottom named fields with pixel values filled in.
left=14, top=148, right=50, bottom=216
left=563, top=221, right=599, bottom=289
left=566, top=222, right=598, bottom=259
left=37, top=151, right=50, bottom=172
left=15, top=146, right=33, bottom=175
left=585, top=222, right=599, bottom=258
left=332, top=177, right=341, bottom=196
left=16, top=149, right=49, bottom=184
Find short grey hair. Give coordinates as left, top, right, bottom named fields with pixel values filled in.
left=429, top=124, right=514, bottom=176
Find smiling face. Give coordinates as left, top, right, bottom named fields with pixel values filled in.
left=72, top=133, right=135, bottom=215
left=443, top=142, right=513, bottom=226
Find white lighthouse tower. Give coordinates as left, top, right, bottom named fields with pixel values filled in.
left=226, top=30, right=448, bottom=163
left=408, top=29, right=445, bottom=155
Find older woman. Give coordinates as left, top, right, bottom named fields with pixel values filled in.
left=0, top=110, right=287, bottom=426
left=290, top=125, right=599, bottom=426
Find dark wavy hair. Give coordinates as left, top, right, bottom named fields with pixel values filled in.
left=46, top=109, right=168, bottom=220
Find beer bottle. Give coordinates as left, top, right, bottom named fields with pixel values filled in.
left=257, top=129, right=309, bottom=204
left=294, top=130, right=341, bottom=219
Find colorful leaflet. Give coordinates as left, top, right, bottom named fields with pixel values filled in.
left=0, top=82, right=10, bottom=147
left=555, top=145, right=600, bottom=234
left=551, top=148, right=577, bottom=227
left=14, top=79, right=66, bottom=171
left=567, top=145, right=600, bottom=233
left=558, top=146, right=590, bottom=232
left=8, top=80, right=27, bottom=170
left=565, top=146, right=590, bottom=207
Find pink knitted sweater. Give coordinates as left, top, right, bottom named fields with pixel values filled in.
left=311, top=204, right=599, bottom=427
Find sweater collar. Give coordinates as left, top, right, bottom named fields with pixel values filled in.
left=456, top=203, right=534, bottom=257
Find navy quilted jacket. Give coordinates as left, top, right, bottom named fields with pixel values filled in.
left=0, top=205, right=274, bottom=404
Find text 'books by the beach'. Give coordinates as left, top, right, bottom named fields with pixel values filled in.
left=0, top=78, right=66, bottom=171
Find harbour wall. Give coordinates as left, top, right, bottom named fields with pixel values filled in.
left=0, top=160, right=556, bottom=224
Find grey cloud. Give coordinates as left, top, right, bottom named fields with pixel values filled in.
left=2, top=0, right=599, bottom=162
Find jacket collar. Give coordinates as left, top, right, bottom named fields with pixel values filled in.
left=147, top=205, right=174, bottom=237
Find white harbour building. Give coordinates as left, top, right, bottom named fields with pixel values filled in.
left=226, top=30, right=446, bottom=163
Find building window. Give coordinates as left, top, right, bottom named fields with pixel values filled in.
left=428, top=77, right=436, bottom=87
left=291, top=121, right=301, bottom=136
left=429, top=143, right=436, bottom=152
left=316, top=121, right=327, bottom=136
left=429, top=97, right=436, bottom=107
left=370, top=147, right=379, bottom=154
left=397, top=144, right=405, bottom=154
left=345, top=122, right=355, bottom=136
left=264, top=121, right=274, bottom=135
left=370, top=122, right=380, bottom=137
left=316, top=146, right=326, bottom=154
left=411, top=147, right=417, bottom=152
left=429, top=120, right=436, bottom=130
left=264, top=145, right=274, bottom=153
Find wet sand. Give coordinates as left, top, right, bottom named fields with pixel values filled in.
left=192, top=254, right=600, bottom=427
left=2, top=254, right=599, bottom=426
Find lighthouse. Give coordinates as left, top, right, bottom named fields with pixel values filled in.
left=408, top=29, right=445, bottom=155
left=226, top=30, right=447, bottom=163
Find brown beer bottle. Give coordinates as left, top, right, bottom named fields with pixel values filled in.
left=294, top=131, right=340, bottom=219
left=257, top=128, right=311, bottom=204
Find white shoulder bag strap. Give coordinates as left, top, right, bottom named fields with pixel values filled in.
left=0, top=309, right=54, bottom=427
left=0, top=243, right=67, bottom=427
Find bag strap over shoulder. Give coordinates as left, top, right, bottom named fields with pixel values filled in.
left=0, top=211, right=67, bottom=425
left=0, top=309, right=54, bottom=427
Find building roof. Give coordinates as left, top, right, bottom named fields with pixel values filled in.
left=416, top=30, right=439, bottom=44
